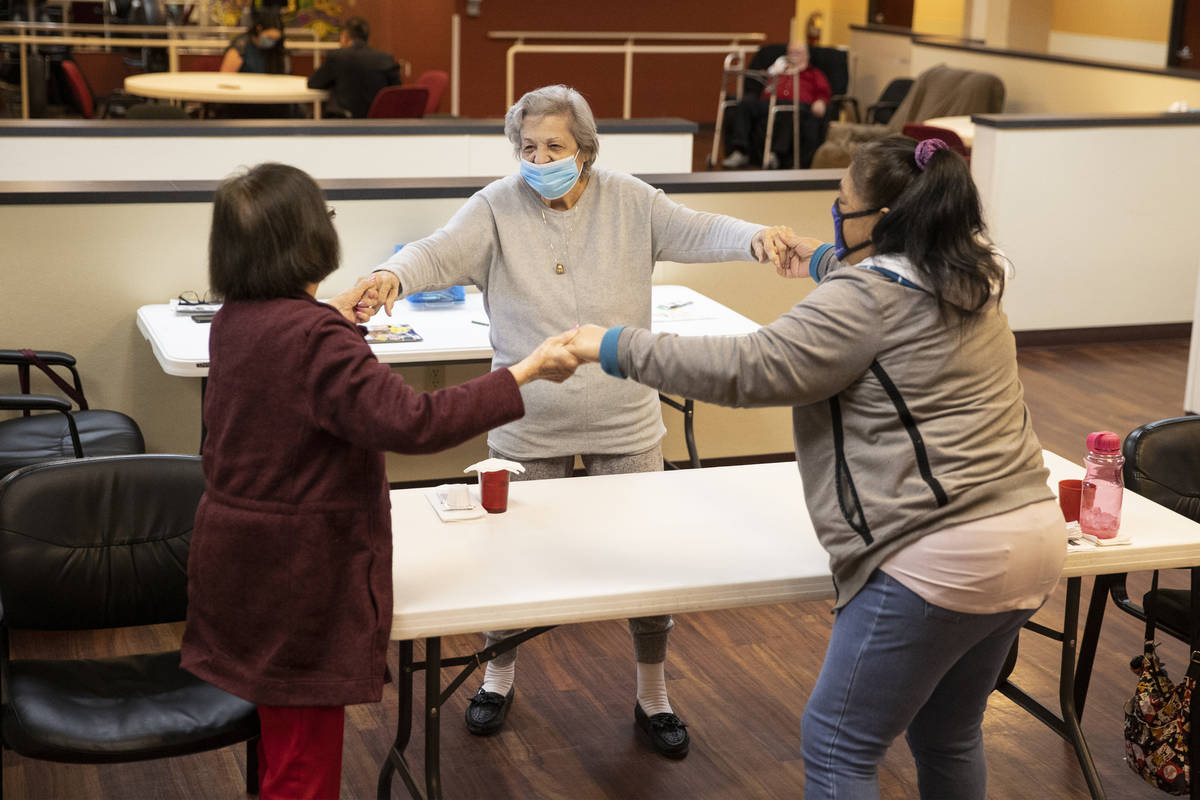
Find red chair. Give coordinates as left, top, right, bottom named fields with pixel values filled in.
left=901, top=123, right=970, bottom=160
left=60, top=59, right=95, bottom=119
left=411, top=69, right=449, bottom=115
left=366, top=86, right=429, bottom=119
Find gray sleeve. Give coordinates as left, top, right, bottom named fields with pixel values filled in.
left=616, top=276, right=882, bottom=408
left=649, top=189, right=763, bottom=265
left=374, top=193, right=498, bottom=296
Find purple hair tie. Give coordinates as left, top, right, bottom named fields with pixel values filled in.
left=914, top=138, right=949, bottom=171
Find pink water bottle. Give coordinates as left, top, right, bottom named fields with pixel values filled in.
left=1079, top=431, right=1124, bottom=539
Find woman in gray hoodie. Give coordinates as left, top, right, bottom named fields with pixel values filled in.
left=569, top=136, right=1064, bottom=799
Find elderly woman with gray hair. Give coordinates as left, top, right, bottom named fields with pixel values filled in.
left=364, top=84, right=792, bottom=759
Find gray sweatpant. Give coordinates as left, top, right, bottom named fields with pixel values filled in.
left=483, top=443, right=674, bottom=665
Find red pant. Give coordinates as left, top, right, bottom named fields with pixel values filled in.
left=257, top=705, right=345, bottom=800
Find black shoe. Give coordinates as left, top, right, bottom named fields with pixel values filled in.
left=634, top=703, right=689, bottom=759
left=465, top=686, right=514, bottom=736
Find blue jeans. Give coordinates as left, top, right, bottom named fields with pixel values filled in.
left=801, top=570, right=1037, bottom=800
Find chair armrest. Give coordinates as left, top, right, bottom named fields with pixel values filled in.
left=0, top=394, right=72, bottom=413
left=0, top=395, right=83, bottom=457
left=866, top=101, right=901, bottom=125
left=830, top=95, right=859, bottom=123
left=0, top=350, right=77, bottom=367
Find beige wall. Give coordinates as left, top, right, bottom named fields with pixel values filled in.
left=909, top=41, right=1200, bottom=112
left=913, top=0, right=968, bottom=38
left=1051, top=0, right=1171, bottom=42
left=0, top=186, right=835, bottom=483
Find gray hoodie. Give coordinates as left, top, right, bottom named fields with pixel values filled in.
left=609, top=248, right=1052, bottom=607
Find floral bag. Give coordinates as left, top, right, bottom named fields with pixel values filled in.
left=1123, top=572, right=1200, bottom=797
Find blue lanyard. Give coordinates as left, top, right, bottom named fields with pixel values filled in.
left=862, top=265, right=927, bottom=293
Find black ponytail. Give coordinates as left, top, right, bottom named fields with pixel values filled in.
left=851, top=136, right=1003, bottom=320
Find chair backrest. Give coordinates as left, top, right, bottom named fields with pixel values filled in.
left=0, top=454, right=203, bottom=631
left=888, top=64, right=1004, bottom=132
left=809, top=46, right=849, bottom=98
left=412, top=69, right=449, bottom=115
left=901, top=122, right=969, bottom=157
left=366, top=85, right=429, bottom=119
left=743, top=43, right=787, bottom=98
left=1123, top=417, right=1200, bottom=522
left=59, top=59, right=94, bottom=119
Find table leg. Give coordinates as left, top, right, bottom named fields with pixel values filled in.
left=424, top=637, right=443, bottom=800
left=996, top=577, right=1106, bottom=799
left=377, top=640, right=426, bottom=800
left=1073, top=574, right=1116, bottom=719
left=658, top=394, right=700, bottom=469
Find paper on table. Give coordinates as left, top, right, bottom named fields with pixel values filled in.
left=651, top=301, right=716, bottom=323
left=424, top=488, right=486, bottom=522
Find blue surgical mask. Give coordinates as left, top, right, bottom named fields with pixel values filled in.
left=831, top=199, right=880, bottom=260
left=520, top=155, right=581, bottom=200
left=256, top=35, right=279, bottom=49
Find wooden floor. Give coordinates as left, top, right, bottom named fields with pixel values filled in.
left=3, top=337, right=1193, bottom=800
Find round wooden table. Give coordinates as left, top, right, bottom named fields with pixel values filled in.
left=124, top=72, right=329, bottom=118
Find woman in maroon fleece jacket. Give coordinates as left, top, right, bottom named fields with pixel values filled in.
left=180, top=163, right=579, bottom=800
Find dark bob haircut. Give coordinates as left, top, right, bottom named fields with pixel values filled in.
left=209, top=162, right=340, bottom=302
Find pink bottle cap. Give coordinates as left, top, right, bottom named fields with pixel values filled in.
left=1086, top=431, right=1121, bottom=453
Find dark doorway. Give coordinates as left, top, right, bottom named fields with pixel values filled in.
left=1169, top=0, right=1200, bottom=69
left=869, top=0, right=914, bottom=29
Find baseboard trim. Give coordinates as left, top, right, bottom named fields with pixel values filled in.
left=1014, top=322, right=1191, bottom=347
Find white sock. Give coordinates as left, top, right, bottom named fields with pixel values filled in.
left=481, top=659, right=515, bottom=695
left=636, top=661, right=673, bottom=716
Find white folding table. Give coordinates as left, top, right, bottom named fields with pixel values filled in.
left=379, top=452, right=1200, bottom=800
left=136, top=285, right=762, bottom=467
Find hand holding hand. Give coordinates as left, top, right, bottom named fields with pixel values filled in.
left=328, top=275, right=379, bottom=323
left=358, top=270, right=401, bottom=316
left=812, top=99, right=828, bottom=119
left=751, top=225, right=797, bottom=271
left=565, top=324, right=606, bottom=363
left=509, top=328, right=583, bottom=386
left=777, top=232, right=825, bottom=279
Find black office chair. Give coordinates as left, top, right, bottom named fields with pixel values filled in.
left=0, top=349, right=145, bottom=479
left=0, top=454, right=260, bottom=793
left=865, top=77, right=915, bottom=125
left=1104, top=417, right=1200, bottom=640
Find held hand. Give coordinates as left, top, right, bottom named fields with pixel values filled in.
left=565, top=324, right=606, bottom=363
left=777, top=233, right=825, bottom=279
left=812, top=99, right=828, bottom=119
left=328, top=275, right=379, bottom=323
left=368, top=270, right=401, bottom=316
left=751, top=225, right=797, bottom=271
left=508, top=328, right=583, bottom=386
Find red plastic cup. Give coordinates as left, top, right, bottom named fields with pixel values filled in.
left=480, top=470, right=510, bottom=513
left=1058, top=479, right=1082, bottom=523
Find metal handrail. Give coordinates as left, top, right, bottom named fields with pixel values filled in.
left=488, top=30, right=766, bottom=42
left=498, top=39, right=763, bottom=119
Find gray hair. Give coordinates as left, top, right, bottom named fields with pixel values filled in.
left=504, top=84, right=599, bottom=175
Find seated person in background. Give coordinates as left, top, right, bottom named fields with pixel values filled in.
left=220, top=9, right=287, bottom=74
left=722, top=40, right=830, bottom=170
left=307, top=16, right=401, bottom=118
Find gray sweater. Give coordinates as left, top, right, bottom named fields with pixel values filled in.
left=380, top=168, right=762, bottom=459
left=609, top=250, right=1052, bottom=607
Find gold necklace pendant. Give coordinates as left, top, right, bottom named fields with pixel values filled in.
left=555, top=263, right=565, bottom=275
left=541, top=208, right=573, bottom=276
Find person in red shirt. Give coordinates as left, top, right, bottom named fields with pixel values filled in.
left=722, top=41, right=832, bottom=169
left=180, top=162, right=580, bottom=800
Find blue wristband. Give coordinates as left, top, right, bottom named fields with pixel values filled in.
left=599, top=326, right=627, bottom=378
left=810, top=243, right=834, bottom=281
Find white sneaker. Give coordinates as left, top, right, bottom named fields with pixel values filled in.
left=766, top=153, right=781, bottom=170
left=722, top=150, right=749, bottom=168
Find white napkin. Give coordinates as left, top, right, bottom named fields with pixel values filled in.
left=464, top=458, right=525, bottom=475
left=425, top=487, right=486, bottom=522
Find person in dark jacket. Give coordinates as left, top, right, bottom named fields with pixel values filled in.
left=179, top=162, right=580, bottom=799
left=307, top=17, right=401, bottom=118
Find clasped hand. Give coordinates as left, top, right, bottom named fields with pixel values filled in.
left=752, top=227, right=825, bottom=279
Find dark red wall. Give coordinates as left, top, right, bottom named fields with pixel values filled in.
left=357, top=0, right=796, bottom=121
